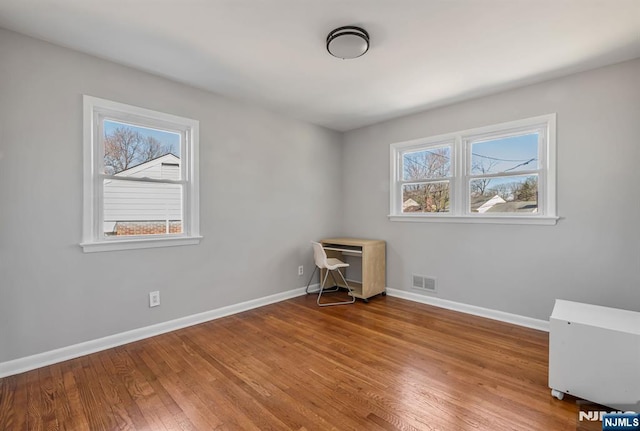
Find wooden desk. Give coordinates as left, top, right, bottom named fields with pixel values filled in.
left=320, top=237, right=386, bottom=302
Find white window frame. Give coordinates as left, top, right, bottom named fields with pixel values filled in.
left=81, top=95, right=202, bottom=252
left=389, top=114, right=558, bottom=225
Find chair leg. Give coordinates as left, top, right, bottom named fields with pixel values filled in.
left=305, top=266, right=318, bottom=294
left=317, top=269, right=356, bottom=307
left=336, top=269, right=356, bottom=304
left=329, top=270, right=340, bottom=287
left=316, top=269, right=330, bottom=305
left=306, top=266, right=338, bottom=294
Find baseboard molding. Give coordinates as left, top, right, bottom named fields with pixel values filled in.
left=1, top=285, right=548, bottom=378
left=0, top=285, right=313, bottom=378
left=386, top=288, right=549, bottom=332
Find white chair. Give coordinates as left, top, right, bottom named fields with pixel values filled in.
left=305, top=241, right=355, bottom=306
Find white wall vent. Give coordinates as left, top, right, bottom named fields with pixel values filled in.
left=412, top=274, right=437, bottom=293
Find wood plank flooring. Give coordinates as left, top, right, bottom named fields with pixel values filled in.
left=0, top=294, right=582, bottom=430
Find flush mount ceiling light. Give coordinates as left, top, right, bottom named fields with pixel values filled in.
left=326, top=26, right=369, bottom=59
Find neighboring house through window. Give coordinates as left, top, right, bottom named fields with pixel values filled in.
left=389, top=114, right=557, bottom=225
left=82, top=96, right=201, bottom=252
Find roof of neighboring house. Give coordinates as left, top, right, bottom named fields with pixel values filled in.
left=476, top=195, right=506, bottom=213
left=115, top=153, right=180, bottom=178
left=403, top=198, right=420, bottom=211
left=471, top=194, right=538, bottom=213
left=485, top=201, right=538, bottom=213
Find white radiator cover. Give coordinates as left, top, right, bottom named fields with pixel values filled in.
left=548, top=299, right=640, bottom=410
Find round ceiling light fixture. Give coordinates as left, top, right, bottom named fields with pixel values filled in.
left=326, top=26, right=369, bottom=59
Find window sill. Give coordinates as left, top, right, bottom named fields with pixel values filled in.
left=80, top=235, right=203, bottom=253
left=388, top=214, right=558, bottom=225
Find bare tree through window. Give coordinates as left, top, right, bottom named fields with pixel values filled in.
left=402, top=147, right=451, bottom=212
left=104, top=126, right=173, bottom=174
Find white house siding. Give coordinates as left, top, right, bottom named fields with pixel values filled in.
left=103, top=155, right=182, bottom=233
left=160, top=163, right=180, bottom=180
left=130, top=162, right=162, bottom=179
left=103, top=180, right=182, bottom=222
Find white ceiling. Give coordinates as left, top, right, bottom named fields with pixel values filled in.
left=1, top=1, right=639, bottom=131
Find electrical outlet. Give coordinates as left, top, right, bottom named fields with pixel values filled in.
left=298, top=265, right=304, bottom=276
left=149, top=291, right=160, bottom=307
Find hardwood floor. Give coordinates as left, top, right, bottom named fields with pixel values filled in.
left=0, top=294, right=582, bottom=430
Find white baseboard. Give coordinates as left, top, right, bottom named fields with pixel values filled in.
left=0, top=285, right=313, bottom=378
left=1, top=285, right=547, bottom=378
left=386, top=288, right=549, bottom=332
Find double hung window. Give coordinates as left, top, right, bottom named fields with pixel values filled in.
left=82, top=96, right=201, bottom=252
left=390, top=114, right=557, bottom=224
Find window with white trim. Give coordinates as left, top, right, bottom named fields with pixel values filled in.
left=390, top=114, right=557, bottom=225
left=82, top=96, right=201, bottom=252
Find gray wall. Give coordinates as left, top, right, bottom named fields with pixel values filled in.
left=342, top=58, right=640, bottom=320
left=2, top=26, right=639, bottom=364
left=0, top=29, right=343, bottom=362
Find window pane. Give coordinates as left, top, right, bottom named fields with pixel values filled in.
left=471, top=132, right=538, bottom=175
left=403, top=146, right=451, bottom=181
left=103, top=179, right=183, bottom=236
left=103, top=120, right=181, bottom=178
left=402, top=182, right=450, bottom=213
left=470, top=175, right=538, bottom=213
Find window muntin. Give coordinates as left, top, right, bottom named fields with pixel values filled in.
left=399, top=142, right=453, bottom=213
left=82, top=96, right=200, bottom=252
left=466, top=128, right=544, bottom=215
left=390, top=114, right=556, bottom=224
left=399, top=143, right=453, bottom=213
left=99, top=118, right=185, bottom=238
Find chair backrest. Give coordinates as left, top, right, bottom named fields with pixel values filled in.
left=311, top=241, right=328, bottom=269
